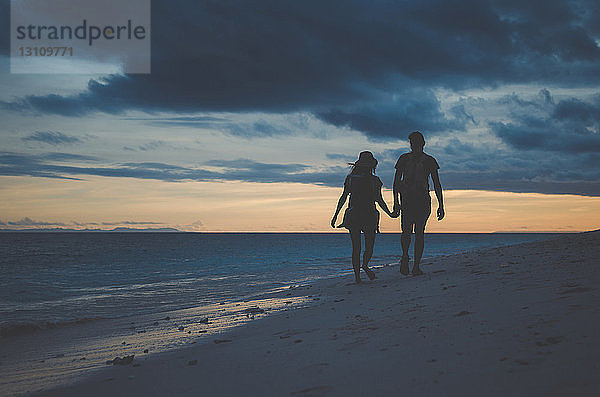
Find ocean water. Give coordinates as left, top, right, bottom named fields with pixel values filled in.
left=0, top=232, right=564, bottom=337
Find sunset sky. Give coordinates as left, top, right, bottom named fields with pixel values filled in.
left=1, top=0, right=599, bottom=232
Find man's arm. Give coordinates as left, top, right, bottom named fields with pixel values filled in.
left=431, top=169, right=445, bottom=221
left=392, top=168, right=402, bottom=217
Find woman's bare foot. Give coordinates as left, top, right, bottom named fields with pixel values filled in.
left=411, top=267, right=424, bottom=276
left=400, top=256, right=410, bottom=275
left=362, top=265, right=376, bottom=280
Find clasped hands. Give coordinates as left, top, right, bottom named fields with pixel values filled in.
left=390, top=202, right=401, bottom=218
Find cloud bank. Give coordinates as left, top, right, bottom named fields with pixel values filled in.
left=1, top=0, right=599, bottom=196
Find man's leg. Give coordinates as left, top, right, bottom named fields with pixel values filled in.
left=400, top=210, right=412, bottom=275
left=412, top=206, right=430, bottom=276
left=412, top=227, right=425, bottom=275
left=349, top=228, right=362, bottom=283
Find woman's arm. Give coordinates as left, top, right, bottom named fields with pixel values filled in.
left=331, top=184, right=350, bottom=228
left=376, top=185, right=393, bottom=217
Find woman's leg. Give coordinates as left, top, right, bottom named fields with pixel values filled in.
left=362, top=229, right=376, bottom=280
left=349, top=228, right=362, bottom=283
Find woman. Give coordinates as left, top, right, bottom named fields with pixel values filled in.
left=331, top=151, right=394, bottom=283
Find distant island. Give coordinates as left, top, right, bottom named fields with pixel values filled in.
left=0, top=227, right=182, bottom=232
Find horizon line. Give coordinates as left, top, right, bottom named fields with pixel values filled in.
left=0, top=228, right=588, bottom=234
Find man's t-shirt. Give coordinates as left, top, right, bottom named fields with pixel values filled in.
left=395, top=152, right=439, bottom=199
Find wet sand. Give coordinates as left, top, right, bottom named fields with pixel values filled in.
left=26, top=231, right=600, bottom=396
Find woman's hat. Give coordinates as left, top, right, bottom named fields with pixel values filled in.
left=349, top=151, right=378, bottom=168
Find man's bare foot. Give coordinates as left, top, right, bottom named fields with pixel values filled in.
left=412, top=267, right=425, bottom=276
left=400, top=256, right=410, bottom=275
left=362, top=265, right=376, bottom=280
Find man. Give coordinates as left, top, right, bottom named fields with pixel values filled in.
left=392, top=131, right=445, bottom=276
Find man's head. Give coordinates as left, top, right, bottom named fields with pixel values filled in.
left=408, top=131, right=425, bottom=153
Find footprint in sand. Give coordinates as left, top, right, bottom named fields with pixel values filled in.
left=515, top=359, right=529, bottom=365
left=559, top=287, right=592, bottom=294
left=535, top=336, right=565, bottom=346
left=455, top=310, right=472, bottom=317
left=291, top=385, right=333, bottom=396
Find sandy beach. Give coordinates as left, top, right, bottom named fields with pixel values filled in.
left=26, top=230, right=600, bottom=396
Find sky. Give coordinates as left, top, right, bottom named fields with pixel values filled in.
left=1, top=0, right=600, bottom=232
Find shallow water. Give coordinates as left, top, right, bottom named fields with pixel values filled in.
left=0, top=232, right=565, bottom=395
left=0, top=232, right=563, bottom=337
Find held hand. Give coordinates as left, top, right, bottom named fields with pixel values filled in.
left=437, top=207, right=445, bottom=221
left=391, top=202, right=400, bottom=218
left=392, top=202, right=400, bottom=217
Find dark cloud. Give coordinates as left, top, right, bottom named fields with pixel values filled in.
left=42, top=152, right=100, bottom=162
left=1, top=148, right=598, bottom=196
left=0, top=152, right=100, bottom=180
left=325, top=153, right=353, bottom=161
left=315, top=90, right=470, bottom=139
left=3, top=1, right=600, bottom=197
left=21, top=131, right=83, bottom=146
left=122, top=141, right=171, bottom=151
left=0, top=218, right=161, bottom=228
left=204, top=159, right=309, bottom=173
left=0, top=1, right=8, bottom=57
left=490, top=91, right=600, bottom=153
left=2, top=0, right=599, bottom=127
left=226, top=120, right=292, bottom=137
left=137, top=116, right=230, bottom=129
left=0, top=151, right=347, bottom=187
left=101, top=220, right=163, bottom=225
left=138, top=141, right=166, bottom=151
left=3, top=217, right=67, bottom=226
left=134, top=115, right=292, bottom=138
left=424, top=135, right=600, bottom=196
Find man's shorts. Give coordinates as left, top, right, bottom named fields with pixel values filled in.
left=401, top=199, right=431, bottom=234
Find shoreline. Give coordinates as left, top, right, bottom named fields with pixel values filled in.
left=0, top=288, right=317, bottom=396
left=21, top=230, right=600, bottom=396
left=2, top=232, right=561, bottom=341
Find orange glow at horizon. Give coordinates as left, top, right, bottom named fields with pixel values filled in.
left=0, top=176, right=599, bottom=233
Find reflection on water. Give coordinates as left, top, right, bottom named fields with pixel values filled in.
left=0, top=292, right=315, bottom=396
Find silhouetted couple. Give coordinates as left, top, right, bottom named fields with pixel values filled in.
left=331, top=131, right=445, bottom=283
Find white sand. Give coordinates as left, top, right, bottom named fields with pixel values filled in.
left=30, top=231, right=600, bottom=396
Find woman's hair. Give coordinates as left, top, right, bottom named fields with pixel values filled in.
left=348, top=151, right=378, bottom=175
left=350, top=163, right=376, bottom=175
